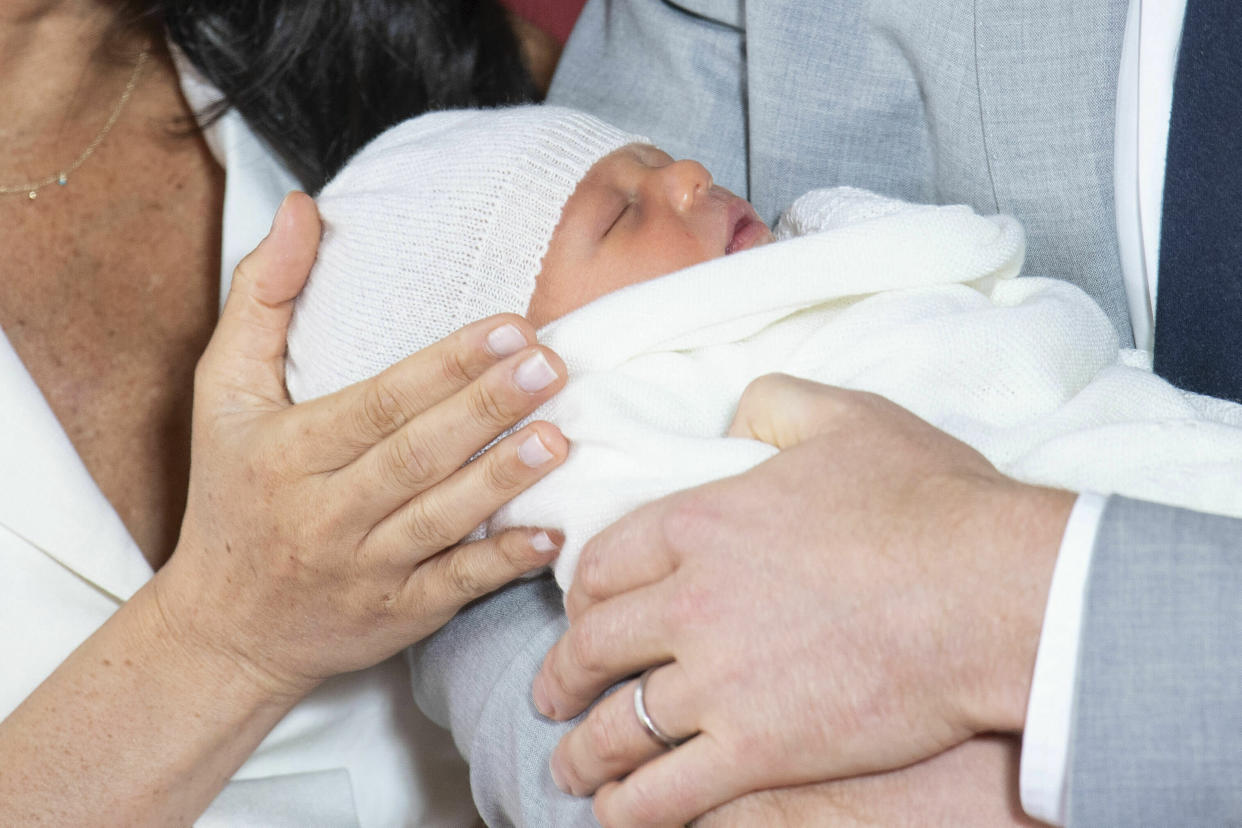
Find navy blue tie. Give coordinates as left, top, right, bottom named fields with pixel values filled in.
left=1153, top=0, right=1242, bottom=402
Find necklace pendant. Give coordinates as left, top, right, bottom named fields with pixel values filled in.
left=57, top=174, right=68, bottom=186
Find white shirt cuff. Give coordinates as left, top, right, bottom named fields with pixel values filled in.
left=1019, top=491, right=1108, bottom=826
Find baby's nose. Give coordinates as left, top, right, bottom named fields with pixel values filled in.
left=659, top=160, right=714, bottom=212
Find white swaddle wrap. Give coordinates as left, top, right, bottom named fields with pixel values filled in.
left=488, top=188, right=1242, bottom=591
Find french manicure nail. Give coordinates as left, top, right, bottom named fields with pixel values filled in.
left=486, top=323, right=527, bottom=358
left=531, top=530, right=561, bottom=554
left=514, top=351, right=558, bottom=393
left=518, top=433, right=555, bottom=468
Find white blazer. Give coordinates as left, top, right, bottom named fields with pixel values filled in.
left=0, top=60, right=476, bottom=828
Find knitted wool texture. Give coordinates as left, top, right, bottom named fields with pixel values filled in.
left=285, top=106, right=646, bottom=402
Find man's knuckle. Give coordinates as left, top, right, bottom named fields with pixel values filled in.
left=576, top=550, right=604, bottom=596
left=665, top=580, right=713, bottom=629
left=567, top=620, right=603, bottom=675
left=586, top=707, right=628, bottom=764
left=543, top=652, right=575, bottom=702
left=623, top=778, right=668, bottom=827
left=660, top=494, right=716, bottom=555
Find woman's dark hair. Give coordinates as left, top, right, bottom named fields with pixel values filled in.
left=127, top=0, right=536, bottom=192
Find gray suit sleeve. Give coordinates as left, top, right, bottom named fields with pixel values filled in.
left=1068, top=496, right=1242, bottom=826
left=408, top=575, right=598, bottom=827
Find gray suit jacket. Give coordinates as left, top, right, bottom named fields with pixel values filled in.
left=411, top=1, right=1242, bottom=824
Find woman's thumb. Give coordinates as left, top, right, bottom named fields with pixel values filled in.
left=199, top=191, right=321, bottom=412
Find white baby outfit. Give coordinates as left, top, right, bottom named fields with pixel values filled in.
left=286, top=111, right=1242, bottom=594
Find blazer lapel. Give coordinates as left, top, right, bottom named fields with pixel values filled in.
left=0, top=329, right=152, bottom=604
left=973, top=0, right=1133, bottom=343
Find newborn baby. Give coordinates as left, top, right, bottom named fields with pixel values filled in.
left=288, top=105, right=1242, bottom=592
left=286, top=105, right=770, bottom=403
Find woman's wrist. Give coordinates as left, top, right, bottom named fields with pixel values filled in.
left=0, top=576, right=306, bottom=824
left=147, top=551, right=324, bottom=706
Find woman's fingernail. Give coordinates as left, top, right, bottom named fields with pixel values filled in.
left=486, top=323, right=527, bottom=358
left=518, top=433, right=555, bottom=468
left=531, top=530, right=562, bottom=554
left=549, top=755, right=570, bottom=793
left=514, top=351, right=558, bottom=393
left=533, top=676, right=554, bottom=718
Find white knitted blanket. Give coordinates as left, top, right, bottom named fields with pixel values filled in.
left=486, top=188, right=1242, bottom=591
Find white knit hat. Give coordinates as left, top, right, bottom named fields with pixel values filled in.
left=285, top=105, right=647, bottom=402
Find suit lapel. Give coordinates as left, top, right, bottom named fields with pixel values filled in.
left=0, top=328, right=152, bottom=604
left=974, top=0, right=1133, bottom=343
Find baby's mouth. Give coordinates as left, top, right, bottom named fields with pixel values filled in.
left=725, top=197, right=773, bottom=255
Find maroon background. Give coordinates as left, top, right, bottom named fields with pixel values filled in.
left=499, top=0, right=589, bottom=44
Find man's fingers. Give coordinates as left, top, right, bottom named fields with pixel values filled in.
left=300, top=314, right=538, bottom=468
left=336, top=345, right=566, bottom=519
left=408, top=526, right=564, bottom=614
left=363, top=420, right=569, bottom=558
left=200, top=192, right=320, bottom=411
left=550, top=663, right=696, bottom=797
left=534, top=584, right=675, bottom=720
left=727, top=373, right=857, bottom=448
left=592, top=735, right=746, bottom=828
left=566, top=498, right=682, bottom=620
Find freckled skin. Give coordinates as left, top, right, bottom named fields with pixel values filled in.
left=0, top=43, right=224, bottom=571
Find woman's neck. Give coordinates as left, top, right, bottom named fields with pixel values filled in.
left=0, top=2, right=151, bottom=157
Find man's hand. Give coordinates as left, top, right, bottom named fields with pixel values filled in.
left=531, top=374, right=1074, bottom=826
left=694, top=736, right=1045, bottom=828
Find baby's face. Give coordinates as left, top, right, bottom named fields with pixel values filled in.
left=527, top=144, right=773, bottom=326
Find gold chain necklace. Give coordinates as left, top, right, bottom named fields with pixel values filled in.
left=0, top=49, right=150, bottom=201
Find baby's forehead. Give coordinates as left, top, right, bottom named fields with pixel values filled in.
left=584, top=142, right=669, bottom=174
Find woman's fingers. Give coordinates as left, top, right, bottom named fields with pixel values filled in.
left=408, top=526, right=565, bottom=618
left=534, top=582, right=676, bottom=721
left=339, top=345, right=567, bottom=523
left=364, top=420, right=569, bottom=560
left=299, top=314, right=538, bottom=470
left=549, top=663, right=696, bottom=797
left=199, top=192, right=321, bottom=413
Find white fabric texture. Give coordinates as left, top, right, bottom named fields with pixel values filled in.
left=286, top=106, right=645, bottom=402
left=480, top=186, right=1242, bottom=590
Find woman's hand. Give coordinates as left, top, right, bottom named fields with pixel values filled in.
left=156, top=191, right=570, bottom=698
left=531, top=374, right=1073, bottom=826
left=0, top=192, right=570, bottom=824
